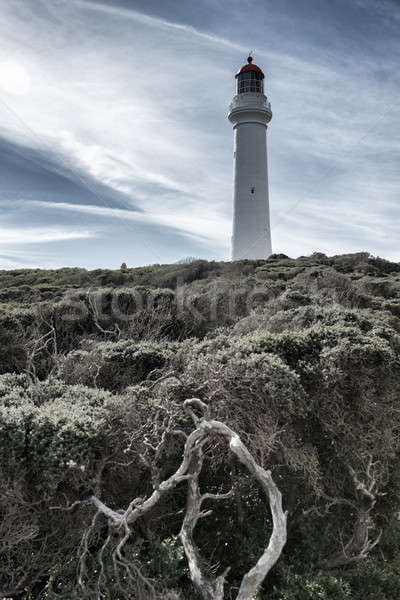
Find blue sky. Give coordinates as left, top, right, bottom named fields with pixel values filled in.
left=0, top=0, right=399, bottom=269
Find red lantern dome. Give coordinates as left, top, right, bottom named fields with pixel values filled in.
left=235, top=56, right=265, bottom=79
left=235, top=56, right=265, bottom=94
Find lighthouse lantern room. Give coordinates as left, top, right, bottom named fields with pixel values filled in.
left=236, top=56, right=264, bottom=94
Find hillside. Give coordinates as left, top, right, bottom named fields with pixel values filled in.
left=1, top=252, right=400, bottom=599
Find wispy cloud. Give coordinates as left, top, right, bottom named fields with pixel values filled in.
left=0, top=226, right=96, bottom=245
left=72, top=0, right=247, bottom=52
left=29, top=200, right=230, bottom=248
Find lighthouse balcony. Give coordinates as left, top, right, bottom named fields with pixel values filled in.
left=229, top=92, right=272, bottom=116
left=229, top=93, right=271, bottom=113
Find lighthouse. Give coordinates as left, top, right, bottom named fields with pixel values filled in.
left=228, top=56, right=272, bottom=260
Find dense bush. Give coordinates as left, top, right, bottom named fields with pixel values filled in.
left=59, top=339, right=176, bottom=390
left=0, top=376, right=110, bottom=489
left=1, top=253, right=400, bottom=598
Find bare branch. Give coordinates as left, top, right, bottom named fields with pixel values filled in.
left=324, top=456, right=383, bottom=569
left=201, top=489, right=235, bottom=502
left=77, top=398, right=287, bottom=600
left=201, top=422, right=286, bottom=599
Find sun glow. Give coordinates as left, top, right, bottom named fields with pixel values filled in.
left=0, top=61, right=31, bottom=95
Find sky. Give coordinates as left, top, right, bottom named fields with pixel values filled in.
left=0, top=0, right=399, bottom=269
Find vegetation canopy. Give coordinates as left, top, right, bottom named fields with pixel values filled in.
left=1, top=252, right=400, bottom=598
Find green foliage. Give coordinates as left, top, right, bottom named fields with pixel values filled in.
left=1, top=252, right=400, bottom=598
left=0, top=376, right=109, bottom=490
left=60, top=340, right=176, bottom=390
left=269, top=567, right=351, bottom=600
left=348, top=557, right=400, bottom=600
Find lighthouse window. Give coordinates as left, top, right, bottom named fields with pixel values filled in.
left=237, top=71, right=264, bottom=94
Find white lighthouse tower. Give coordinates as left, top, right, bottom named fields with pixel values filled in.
left=228, top=56, right=272, bottom=260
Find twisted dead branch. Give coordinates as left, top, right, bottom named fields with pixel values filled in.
left=77, top=398, right=287, bottom=600
left=324, top=456, right=384, bottom=569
